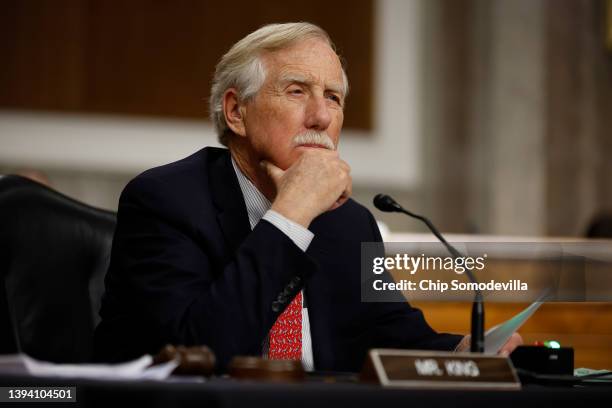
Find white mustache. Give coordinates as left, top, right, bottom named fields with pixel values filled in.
left=293, top=131, right=336, bottom=151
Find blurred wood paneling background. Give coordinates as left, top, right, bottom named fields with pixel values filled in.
left=0, top=0, right=373, bottom=129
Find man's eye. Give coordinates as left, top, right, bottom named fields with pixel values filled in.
left=327, top=94, right=341, bottom=104
left=288, top=88, right=304, bottom=95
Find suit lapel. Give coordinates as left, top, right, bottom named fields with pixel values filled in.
left=208, top=150, right=251, bottom=257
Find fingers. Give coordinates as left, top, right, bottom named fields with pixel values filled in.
left=327, top=160, right=353, bottom=211
left=328, top=172, right=352, bottom=211
left=329, top=198, right=346, bottom=211
left=456, top=333, right=522, bottom=356
left=498, top=333, right=523, bottom=357
left=267, top=149, right=352, bottom=221
left=454, top=335, right=471, bottom=352
left=260, top=160, right=285, bottom=184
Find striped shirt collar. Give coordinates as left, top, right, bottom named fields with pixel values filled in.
left=231, top=156, right=271, bottom=230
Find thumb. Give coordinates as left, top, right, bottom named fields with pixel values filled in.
left=260, top=160, right=285, bottom=184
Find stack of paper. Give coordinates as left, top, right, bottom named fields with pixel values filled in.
left=0, top=354, right=178, bottom=380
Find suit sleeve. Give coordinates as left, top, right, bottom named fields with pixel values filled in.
left=363, top=211, right=463, bottom=351
left=98, top=175, right=317, bottom=369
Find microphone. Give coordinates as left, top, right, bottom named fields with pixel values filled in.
left=373, top=194, right=485, bottom=353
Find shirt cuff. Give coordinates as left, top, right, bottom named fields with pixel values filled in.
left=263, top=210, right=314, bottom=252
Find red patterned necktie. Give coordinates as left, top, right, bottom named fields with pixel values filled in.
left=268, top=291, right=302, bottom=360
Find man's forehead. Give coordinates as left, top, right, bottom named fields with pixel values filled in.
left=276, top=69, right=344, bottom=94
left=264, top=53, right=344, bottom=93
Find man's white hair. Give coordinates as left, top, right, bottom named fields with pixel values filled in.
left=209, top=22, right=349, bottom=146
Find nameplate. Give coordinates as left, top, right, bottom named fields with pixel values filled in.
left=361, top=349, right=521, bottom=390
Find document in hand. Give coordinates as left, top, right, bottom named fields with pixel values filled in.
left=484, top=300, right=544, bottom=354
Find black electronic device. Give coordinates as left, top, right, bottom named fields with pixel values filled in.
left=511, top=345, right=574, bottom=375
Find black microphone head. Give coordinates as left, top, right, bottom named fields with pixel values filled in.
left=373, top=194, right=402, bottom=213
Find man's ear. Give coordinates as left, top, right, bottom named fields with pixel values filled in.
left=222, top=88, right=247, bottom=137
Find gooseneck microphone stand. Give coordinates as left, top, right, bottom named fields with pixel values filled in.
left=373, top=194, right=484, bottom=353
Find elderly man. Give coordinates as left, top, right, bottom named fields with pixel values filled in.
left=95, top=23, right=520, bottom=371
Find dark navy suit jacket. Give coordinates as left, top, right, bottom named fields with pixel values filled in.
left=94, top=147, right=461, bottom=372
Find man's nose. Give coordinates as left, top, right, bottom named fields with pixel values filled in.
left=304, top=94, right=332, bottom=130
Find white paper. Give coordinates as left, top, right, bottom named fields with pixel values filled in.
left=0, top=354, right=178, bottom=380
left=484, top=299, right=544, bottom=354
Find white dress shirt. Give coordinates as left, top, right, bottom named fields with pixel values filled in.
left=231, top=158, right=315, bottom=371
